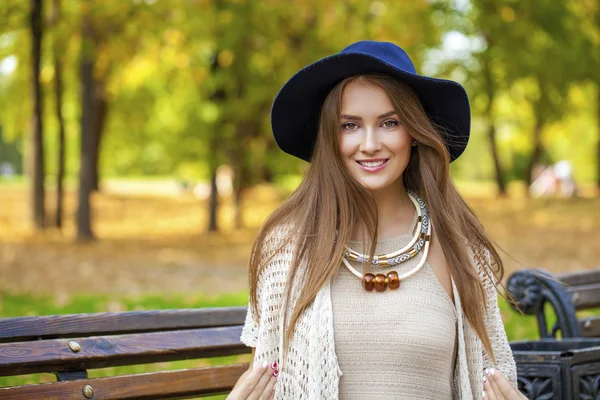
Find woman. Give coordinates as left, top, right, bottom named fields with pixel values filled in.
left=228, top=40, right=526, bottom=400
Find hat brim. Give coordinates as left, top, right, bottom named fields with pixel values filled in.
left=270, top=52, right=470, bottom=162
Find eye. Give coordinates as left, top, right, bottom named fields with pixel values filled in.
left=382, top=119, right=399, bottom=128
left=342, top=122, right=359, bottom=130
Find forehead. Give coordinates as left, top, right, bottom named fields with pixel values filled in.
left=340, top=80, right=394, bottom=115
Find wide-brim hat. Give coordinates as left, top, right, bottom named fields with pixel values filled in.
left=270, top=40, right=470, bottom=163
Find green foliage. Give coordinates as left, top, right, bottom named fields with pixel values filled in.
left=0, top=0, right=598, bottom=186
left=440, top=0, right=599, bottom=183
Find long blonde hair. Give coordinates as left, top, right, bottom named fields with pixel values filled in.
left=249, top=73, right=507, bottom=367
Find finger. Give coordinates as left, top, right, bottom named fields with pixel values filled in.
left=493, top=368, right=522, bottom=397
left=248, top=362, right=277, bottom=400
left=238, top=362, right=269, bottom=397
left=483, top=376, right=498, bottom=400
left=227, top=369, right=251, bottom=399
left=487, top=369, right=504, bottom=400
left=259, top=374, right=277, bottom=400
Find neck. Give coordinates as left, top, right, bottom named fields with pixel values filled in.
left=352, top=179, right=416, bottom=240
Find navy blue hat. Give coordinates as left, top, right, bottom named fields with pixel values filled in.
left=270, top=40, right=470, bottom=163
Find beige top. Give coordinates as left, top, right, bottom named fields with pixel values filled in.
left=331, top=214, right=458, bottom=399
left=241, top=221, right=518, bottom=399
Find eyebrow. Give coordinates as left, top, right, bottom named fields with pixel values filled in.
left=340, top=110, right=397, bottom=120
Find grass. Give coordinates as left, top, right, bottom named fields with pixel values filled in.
left=0, top=291, right=250, bottom=317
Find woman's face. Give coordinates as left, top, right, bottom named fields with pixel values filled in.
left=338, top=79, right=413, bottom=193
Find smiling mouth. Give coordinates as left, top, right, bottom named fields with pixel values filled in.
left=356, top=159, right=389, bottom=167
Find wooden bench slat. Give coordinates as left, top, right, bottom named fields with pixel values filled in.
left=556, top=267, right=600, bottom=287
left=581, top=316, right=600, bottom=338
left=0, top=364, right=249, bottom=400
left=0, top=326, right=250, bottom=376
left=0, top=308, right=247, bottom=343
left=565, top=283, right=600, bottom=310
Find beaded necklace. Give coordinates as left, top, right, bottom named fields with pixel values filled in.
left=341, top=190, right=432, bottom=292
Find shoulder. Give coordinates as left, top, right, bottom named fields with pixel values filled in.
left=264, top=221, right=296, bottom=245
left=260, top=222, right=297, bottom=259
left=254, top=221, right=298, bottom=280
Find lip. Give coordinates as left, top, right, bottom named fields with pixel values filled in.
left=355, top=158, right=389, bottom=172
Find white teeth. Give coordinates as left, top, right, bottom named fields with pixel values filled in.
left=358, top=160, right=386, bottom=167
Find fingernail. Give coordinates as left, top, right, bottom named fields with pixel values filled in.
left=271, top=361, right=278, bottom=370
left=483, top=376, right=488, bottom=384
left=273, top=369, right=279, bottom=378
left=490, top=368, right=495, bottom=376
left=261, top=361, right=268, bottom=368
left=482, top=390, right=486, bottom=398
left=485, top=368, right=489, bottom=375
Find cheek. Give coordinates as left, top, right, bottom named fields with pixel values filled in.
left=338, top=135, right=357, bottom=158
left=391, top=131, right=413, bottom=156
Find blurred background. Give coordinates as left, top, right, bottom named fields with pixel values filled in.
left=0, top=0, right=599, bottom=390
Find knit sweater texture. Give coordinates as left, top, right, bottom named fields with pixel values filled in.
left=331, top=215, right=457, bottom=399
left=240, top=223, right=518, bottom=399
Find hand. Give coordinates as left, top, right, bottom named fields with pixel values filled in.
left=483, top=368, right=527, bottom=400
left=227, top=361, right=278, bottom=400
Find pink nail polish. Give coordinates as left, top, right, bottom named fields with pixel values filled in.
left=271, top=361, right=278, bottom=370
left=273, top=369, right=279, bottom=378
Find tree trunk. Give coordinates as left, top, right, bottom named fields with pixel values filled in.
left=487, top=124, right=506, bottom=196
left=91, top=78, right=108, bottom=192
left=206, top=47, right=225, bottom=232
left=525, top=117, right=545, bottom=189
left=231, top=124, right=244, bottom=230
left=231, top=150, right=248, bottom=231
left=597, top=87, right=600, bottom=193
left=29, top=0, right=45, bottom=230
left=77, top=7, right=95, bottom=241
left=208, top=162, right=218, bottom=232
left=261, top=138, right=275, bottom=183
left=231, top=118, right=262, bottom=229
left=232, top=155, right=243, bottom=230
left=481, top=52, right=507, bottom=196
left=595, top=0, right=600, bottom=195
left=51, top=0, right=66, bottom=229
left=234, top=179, right=243, bottom=229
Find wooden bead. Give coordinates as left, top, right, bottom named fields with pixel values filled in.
left=373, top=274, right=387, bottom=292
left=362, top=273, right=375, bottom=291
left=387, top=271, right=400, bottom=290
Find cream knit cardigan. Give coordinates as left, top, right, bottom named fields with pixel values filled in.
left=241, top=225, right=518, bottom=399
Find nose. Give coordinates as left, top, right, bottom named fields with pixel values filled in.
left=359, top=126, right=382, bottom=153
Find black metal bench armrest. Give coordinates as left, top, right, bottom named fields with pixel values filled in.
left=506, top=268, right=582, bottom=338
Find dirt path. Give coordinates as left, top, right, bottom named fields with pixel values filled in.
left=1, top=184, right=599, bottom=296
left=0, top=241, right=251, bottom=296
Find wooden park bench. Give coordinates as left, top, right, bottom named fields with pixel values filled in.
left=506, top=266, right=600, bottom=399
left=2, top=268, right=598, bottom=400
left=0, top=307, right=251, bottom=399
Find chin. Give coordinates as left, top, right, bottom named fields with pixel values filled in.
left=359, top=180, right=396, bottom=193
